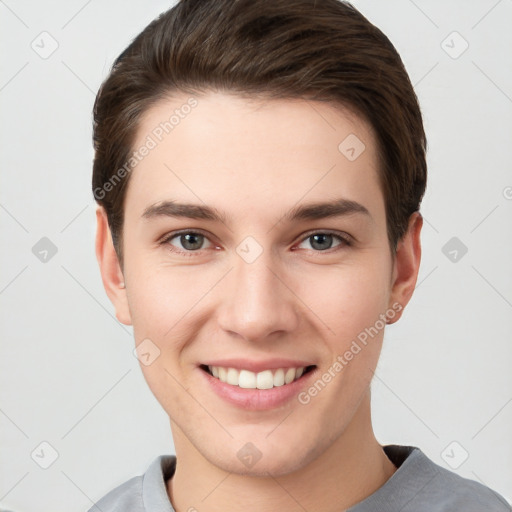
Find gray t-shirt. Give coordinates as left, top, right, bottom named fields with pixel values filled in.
left=89, top=445, right=511, bottom=511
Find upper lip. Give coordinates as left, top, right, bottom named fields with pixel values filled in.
left=201, top=358, right=315, bottom=373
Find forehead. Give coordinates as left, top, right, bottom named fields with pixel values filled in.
left=125, top=92, right=384, bottom=224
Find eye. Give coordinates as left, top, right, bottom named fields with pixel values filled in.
left=160, top=229, right=351, bottom=255
left=163, top=231, right=214, bottom=253
left=296, top=232, right=351, bottom=252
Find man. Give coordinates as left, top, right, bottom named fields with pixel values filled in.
left=91, top=0, right=510, bottom=510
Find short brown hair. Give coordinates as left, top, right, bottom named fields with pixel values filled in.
left=92, top=0, right=427, bottom=266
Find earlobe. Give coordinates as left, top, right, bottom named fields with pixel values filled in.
left=95, top=207, right=132, bottom=325
left=387, top=212, right=423, bottom=324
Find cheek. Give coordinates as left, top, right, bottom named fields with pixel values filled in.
left=126, top=259, right=208, bottom=339
left=125, top=262, right=220, bottom=392
left=294, top=257, right=392, bottom=341
left=126, top=267, right=201, bottom=410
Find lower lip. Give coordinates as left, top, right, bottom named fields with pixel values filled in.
left=199, top=367, right=316, bottom=411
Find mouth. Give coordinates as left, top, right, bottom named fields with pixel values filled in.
left=200, top=364, right=316, bottom=390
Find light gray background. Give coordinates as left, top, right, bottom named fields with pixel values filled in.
left=1, top=1, right=511, bottom=510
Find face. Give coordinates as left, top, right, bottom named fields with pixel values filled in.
left=98, top=91, right=418, bottom=477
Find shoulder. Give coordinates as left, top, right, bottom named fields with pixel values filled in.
left=88, top=474, right=144, bottom=512
left=87, top=455, right=176, bottom=512
left=366, top=445, right=511, bottom=512
left=425, top=461, right=511, bottom=511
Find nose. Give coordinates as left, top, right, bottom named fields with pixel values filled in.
left=216, top=249, right=300, bottom=343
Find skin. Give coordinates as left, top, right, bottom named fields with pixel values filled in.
left=96, top=92, right=422, bottom=512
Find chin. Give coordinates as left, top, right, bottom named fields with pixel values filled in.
left=202, top=435, right=321, bottom=478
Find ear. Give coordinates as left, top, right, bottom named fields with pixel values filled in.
left=387, top=212, right=423, bottom=324
left=95, top=207, right=132, bottom=325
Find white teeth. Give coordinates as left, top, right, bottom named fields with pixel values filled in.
left=284, top=368, right=296, bottom=384
left=273, top=368, right=285, bottom=387
left=207, top=365, right=308, bottom=389
left=256, top=370, right=274, bottom=390
left=239, top=369, right=256, bottom=388
left=226, top=368, right=239, bottom=385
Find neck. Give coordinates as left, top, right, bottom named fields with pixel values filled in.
left=167, top=390, right=396, bottom=512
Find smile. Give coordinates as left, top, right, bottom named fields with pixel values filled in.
left=202, top=365, right=315, bottom=389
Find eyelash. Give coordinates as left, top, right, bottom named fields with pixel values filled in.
left=159, top=229, right=353, bottom=257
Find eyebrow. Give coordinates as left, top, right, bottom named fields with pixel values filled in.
left=141, top=198, right=371, bottom=224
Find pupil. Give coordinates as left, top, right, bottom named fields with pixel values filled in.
left=182, top=233, right=203, bottom=250
left=311, top=234, right=332, bottom=251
